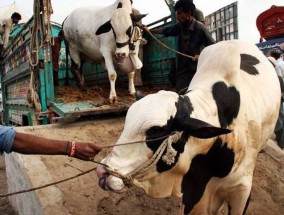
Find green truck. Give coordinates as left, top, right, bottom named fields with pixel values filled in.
left=0, top=4, right=177, bottom=126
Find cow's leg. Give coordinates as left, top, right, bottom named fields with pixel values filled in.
left=242, top=193, right=251, bottom=215
left=227, top=193, right=250, bottom=215
left=128, top=71, right=136, bottom=96
left=228, top=186, right=251, bottom=215
left=103, top=53, right=118, bottom=103
left=69, top=47, right=84, bottom=87
left=209, top=197, right=225, bottom=215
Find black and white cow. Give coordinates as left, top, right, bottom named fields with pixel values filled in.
left=96, top=40, right=281, bottom=214
left=63, top=0, right=146, bottom=103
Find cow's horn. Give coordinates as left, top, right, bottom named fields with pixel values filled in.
left=131, top=13, right=148, bottom=22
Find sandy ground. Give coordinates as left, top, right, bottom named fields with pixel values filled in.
left=1, top=116, right=284, bottom=215
left=0, top=156, right=16, bottom=215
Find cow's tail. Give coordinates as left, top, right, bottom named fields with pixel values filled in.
left=61, top=16, right=68, bottom=43
left=61, top=16, right=68, bottom=29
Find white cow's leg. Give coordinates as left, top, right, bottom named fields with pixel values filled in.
left=69, top=47, right=84, bottom=87
left=209, top=196, right=225, bottom=215
left=228, top=186, right=251, bottom=215
left=103, top=54, right=118, bottom=103
left=128, top=71, right=136, bottom=96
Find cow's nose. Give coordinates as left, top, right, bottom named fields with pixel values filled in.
left=96, top=164, right=107, bottom=178
left=99, top=174, right=110, bottom=190
left=116, top=53, right=126, bottom=59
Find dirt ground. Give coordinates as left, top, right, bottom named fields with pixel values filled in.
left=1, top=116, right=284, bottom=215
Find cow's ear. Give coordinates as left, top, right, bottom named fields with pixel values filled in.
left=130, top=13, right=148, bottom=22
left=117, top=2, right=123, bottom=9
left=96, top=21, right=112, bottom=35
left=178, top=118, right=231, bottom=139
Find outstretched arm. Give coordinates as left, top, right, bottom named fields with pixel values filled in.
left=12, top=132, right=102, bottom=161
left=0, top=125, right=101, bottom=161
left=148, top=28, right=164, bottom=34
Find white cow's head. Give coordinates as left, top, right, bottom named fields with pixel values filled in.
left=96, top=91, right=231, bottom=198
left=96, top=2, right=146, bottom=66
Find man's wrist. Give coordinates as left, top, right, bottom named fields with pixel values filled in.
left=65, top=141, right=70, bottom=156
left=69, top=142, right=76, bottom=157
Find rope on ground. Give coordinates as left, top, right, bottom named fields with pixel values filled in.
left=0, top=133, right=173, bottom=198
left=0, top=167, right=97, bottom=198
left=143, top=27, right=194, bottom=60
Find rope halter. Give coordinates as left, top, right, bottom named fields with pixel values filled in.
left=128, top=26, right=142, bottom=52
left=105, top=131, right=182, bottom=187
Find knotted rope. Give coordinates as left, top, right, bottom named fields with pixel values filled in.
left=105, top=132, right=182, bottom=186
left=143, top=27, right=194, bottom=60
left=26, top=0, right=53, bottom=112
left=0, top=132, right=181, bottom=197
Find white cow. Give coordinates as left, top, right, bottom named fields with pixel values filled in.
left=63, top=0, right=146, bottom=103
left=96, top=40, right=281, bottom=214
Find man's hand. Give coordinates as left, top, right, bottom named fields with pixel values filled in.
left=192, top=54, right=200, bottom=62
left=73, top=142, right=102, bottom=161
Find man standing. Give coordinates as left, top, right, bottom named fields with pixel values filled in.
left=0, top=12, right=22, bottom=56
left=51, top=30, right=64, bottom=86
left=269, top=48, right=284, bottom=149
left=275, top=53, right=284, bottom=78
left=146, top=0, right=215, bottom=92
left=270, top=48, right=284, bottom=78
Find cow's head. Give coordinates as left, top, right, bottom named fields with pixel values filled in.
left=96, top=91, right=231, bottom=198
left=96, top=2, right=146, bottom=66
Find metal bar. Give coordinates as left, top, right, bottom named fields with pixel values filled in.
left=43, top=44, right=55, bottom=104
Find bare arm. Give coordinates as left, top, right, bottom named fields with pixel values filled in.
left=142, top=25, right=163, bottom=35
left=148, top=28, right=164, bottom=34
left=12, top=132, right=102, bottom=161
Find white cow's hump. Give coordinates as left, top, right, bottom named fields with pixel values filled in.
left=189, top=40, right=280, bottom=152
left=63, top=6, right=112, bottom=33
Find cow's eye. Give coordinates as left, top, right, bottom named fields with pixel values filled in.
left=126, top=26, right=131, bottom=37
left=146, top=126, right=168, bottom=139
left=146, top=126, right=170, bottom=152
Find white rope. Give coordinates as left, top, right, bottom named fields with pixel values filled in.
left=0, top=133, right=178, bottom=197
left=143, top=27, right=194, bottom=60
left=26, top=0, right=53, bottom=112
left=29, top=0, right=41, bottom=66
left=105, top=131, right=182, bottom=186
left=26, top=67, right=42, bottom=112
left=42, top=0, right=54, bottom=44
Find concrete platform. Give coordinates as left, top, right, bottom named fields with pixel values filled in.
left=4, top=117, right=125, bottom=215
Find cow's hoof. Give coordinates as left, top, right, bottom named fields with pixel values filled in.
left=109, top=96, right=118, bottom=104
left=129, top=91, right=136, bottom=96
left=76, top=75, right=84, bottom=88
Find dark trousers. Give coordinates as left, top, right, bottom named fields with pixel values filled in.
left=175, top=72, right=195, bottom=93
left=53, top=70, right=59, bottom=86
left=275, top=103, right=284, bottom=149
left=0, top=44, right=3, bottom=60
